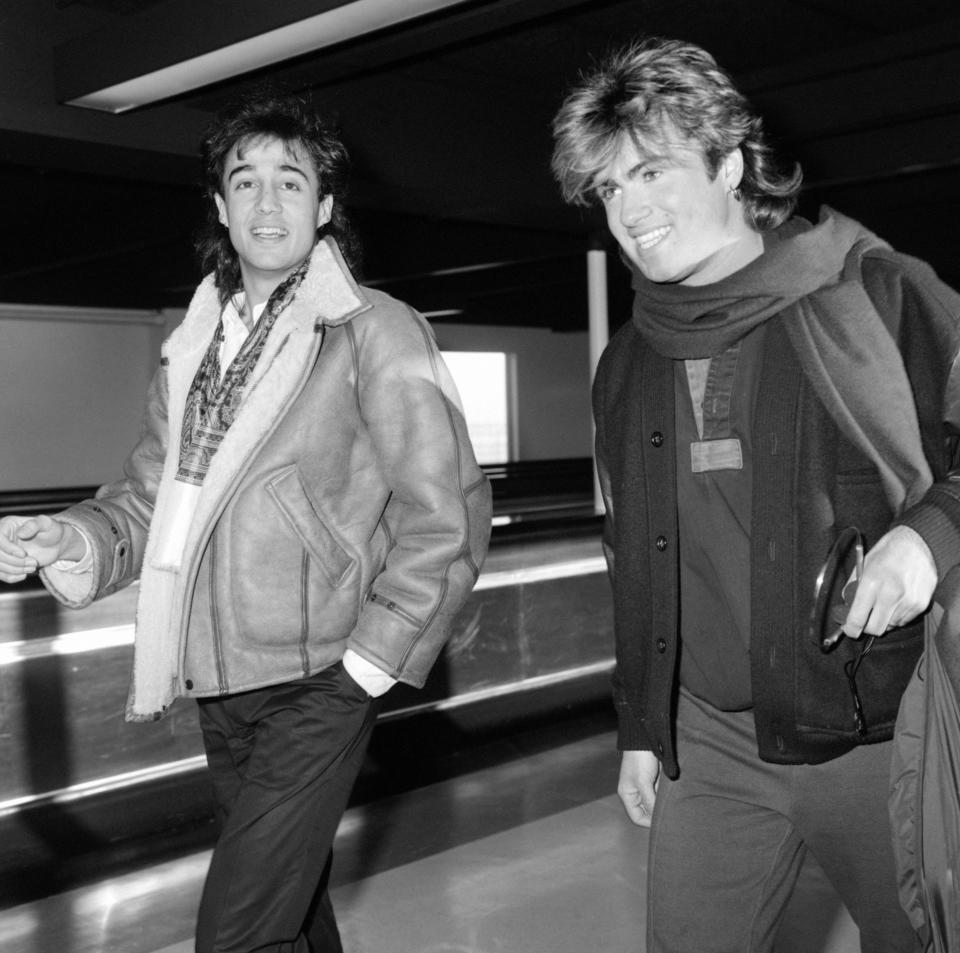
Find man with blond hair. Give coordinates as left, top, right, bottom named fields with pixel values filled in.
left=553, top=36, right=960, bottom=952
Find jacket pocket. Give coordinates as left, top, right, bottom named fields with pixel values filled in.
left=832, top=466, right=892, bottom=545
left=266, top=465, right=356, bottom=589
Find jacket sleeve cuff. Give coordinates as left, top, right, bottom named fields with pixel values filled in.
left=897, top=483, right=960, bottom=581
left=615, top=700, right=653, bottom=752
left=39, top=520, right=98, bottom=608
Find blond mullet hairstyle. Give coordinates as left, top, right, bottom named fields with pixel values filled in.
left=551, top=37, right=802, bottom=231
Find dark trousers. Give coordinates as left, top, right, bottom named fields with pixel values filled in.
left=647, top=688, right=920, bottom=953
left=194, top=663, right=379, bottom=953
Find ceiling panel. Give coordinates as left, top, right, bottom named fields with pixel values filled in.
left=1, top=0, right=959, bottom=322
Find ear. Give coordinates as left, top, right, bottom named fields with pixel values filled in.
left=722, top=148, right=745, bottom=192
left=214, top=193, right=229, bottom=228
left=316, top=194, right=333, bottom=229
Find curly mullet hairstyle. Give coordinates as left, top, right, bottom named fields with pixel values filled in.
left=196, top=88, right=362, bottom=304
left=551, top=37, right=802, bottom=231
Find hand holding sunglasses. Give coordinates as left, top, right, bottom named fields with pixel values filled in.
left=811, top=525, right=937, bottom=735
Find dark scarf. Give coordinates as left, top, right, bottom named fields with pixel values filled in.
left=177, top=258, right=310, bottom=486
left=630, top=207, right=932, bottom=514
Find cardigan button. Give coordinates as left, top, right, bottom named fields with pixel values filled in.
left=656, top=535, right=668, bottom=552
left=650, top=431, right=664, bottom=447
left=185, top=679, right=194, bottom=690
left=656, top=638, right=667, bottom=654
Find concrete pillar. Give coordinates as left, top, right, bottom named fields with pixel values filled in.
left=587, top=245, right=609, bottom=514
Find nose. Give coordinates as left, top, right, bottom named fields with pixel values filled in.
left=618, top=183, right=650, bottom=227
left=257, top=184, right=281, bottom=214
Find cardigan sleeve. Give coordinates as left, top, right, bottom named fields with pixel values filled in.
left=860, top=251, right=960, bottom=581
left=593, top=343, right=657, bottom=754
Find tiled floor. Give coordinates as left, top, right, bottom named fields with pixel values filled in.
left=1, top=715, right=861, bottom=953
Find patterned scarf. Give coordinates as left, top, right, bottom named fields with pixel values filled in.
left=177, top=259, right=310, bottom=485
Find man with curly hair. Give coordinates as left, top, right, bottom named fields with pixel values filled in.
left=553, top=36, right=960, bottom=952
left=0, top=91, right=491, bottom=952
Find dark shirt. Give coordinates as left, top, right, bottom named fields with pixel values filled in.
left=674, top=323, right=766, bottom=710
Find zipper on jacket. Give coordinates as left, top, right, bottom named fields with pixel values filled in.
left=369, top=590, right=422, bottom=627
left=299, top=548, right=310, bottom=675
left=208, top=534, right=228, bottom=693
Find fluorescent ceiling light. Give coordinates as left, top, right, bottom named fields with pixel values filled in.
left=67, top=0, right=471, bottom=114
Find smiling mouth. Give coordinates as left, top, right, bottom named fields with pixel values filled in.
left=251, top=226, right=288, bottom=239
left=634, top=225, right=670, bottom=250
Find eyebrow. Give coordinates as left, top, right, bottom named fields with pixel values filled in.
left=593, top=159, right=648, bottom=190
left=226, top=163, right=253, bottom=183
left=595, top=148, right=680, bottom=188
left=277, top=162, right=310, bottom=178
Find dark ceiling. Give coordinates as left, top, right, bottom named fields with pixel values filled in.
left=3, top=0, right=960, bottom=331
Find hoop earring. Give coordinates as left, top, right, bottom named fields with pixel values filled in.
left=730, top=186, right=742, bottom=201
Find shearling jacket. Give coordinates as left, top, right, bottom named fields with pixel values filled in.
left=594, top=243, right=960, bottom=778
left=42, top=239, right=492, bottom=720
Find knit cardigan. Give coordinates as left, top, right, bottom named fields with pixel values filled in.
left=594, top=244, right=960, bottom=778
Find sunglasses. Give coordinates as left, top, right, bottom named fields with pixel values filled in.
left=810, top=527, right=876, bottom=736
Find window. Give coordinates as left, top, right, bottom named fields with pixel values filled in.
left=441, top=351, right=512, bottom=464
